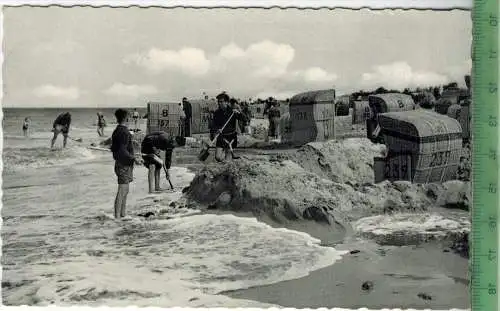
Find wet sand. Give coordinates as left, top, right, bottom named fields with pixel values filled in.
left=225, top=240, right=468, bottom=309
left=203, top=209, right=469, bottom=309
left=165, top=140, right=470, bottom=309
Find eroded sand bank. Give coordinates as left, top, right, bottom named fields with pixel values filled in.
left=182, top=137, right=470, bottom=309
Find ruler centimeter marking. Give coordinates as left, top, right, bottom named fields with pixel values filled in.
left=472, top=0, right=499, bottom=310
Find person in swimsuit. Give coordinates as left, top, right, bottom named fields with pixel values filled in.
left=97, top=112, right=107, bottom=137
left=51, top=112, right=72, bottom=149
left=141, top=132, right=186, bottom=193
left=22, top=117, right=30, bottom=137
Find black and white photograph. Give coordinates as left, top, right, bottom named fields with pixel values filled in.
left=2, top=4, right=471, bottom=309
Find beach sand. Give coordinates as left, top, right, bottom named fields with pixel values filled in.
left=181, top=140, right=470, bottom=310
left=225, top=226, right=469, bottom=309
left=203, top=208, right=469, bottom=309
left=2, top=122, right=469, bottom=309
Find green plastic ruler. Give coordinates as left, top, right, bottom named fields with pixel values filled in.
left=472, top=0, right=499, bottom=310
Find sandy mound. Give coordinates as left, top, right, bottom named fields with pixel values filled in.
left=185, top=157, right=469, bottom=223
left=289, top=138, right=386, bottom=184
left=185, top=138, right=471, bottom=247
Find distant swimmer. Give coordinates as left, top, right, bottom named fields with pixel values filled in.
left=141, top=131, right=186, bottom=193
left=22, top=117, right=31, bottom=137
left=132, top=108, right=140, bottom=131
left=111, top=108, right=142, bottom=219
left=51, top=112, right=72, bottom=149
left=97, top=112, right=106, bottom=137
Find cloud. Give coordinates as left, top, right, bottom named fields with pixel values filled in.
left=215, top=40, right=295, bottom=79
left=208, top=41, right=337, bottom=97
left=291, top=67, right=338, bottom=83
left=125, top=40, right=338, bottom=100
left=124, top=48, right=210, bottom=76
left=361, top=61, right=449, bottom=89
left=445, top=58, right=472, bottom=86
left=33, top=85, right=80, bottom=100
left=104, top=83, right=158, bottom=98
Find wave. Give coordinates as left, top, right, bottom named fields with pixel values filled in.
left=3, top=145, right=100, bottom=171
left=8, top=214, right=347, bottom=307
left=2, top=161, right=348, bottom=307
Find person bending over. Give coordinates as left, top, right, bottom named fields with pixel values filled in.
left=141, top=131, right=186, bottom=193
left=51, top=112, right=72, bottom=149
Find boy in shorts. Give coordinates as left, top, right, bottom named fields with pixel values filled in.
left=111, top=109, right=141, bottom=219
left=51, top=112, right=72, bottom=149
left=141, top=131, right=186, bottom=193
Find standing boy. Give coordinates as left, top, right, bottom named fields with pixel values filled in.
left=111, top=109, right=140, bottom=219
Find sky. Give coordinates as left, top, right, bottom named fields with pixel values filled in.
left=3, top=6, right=472, bottom=108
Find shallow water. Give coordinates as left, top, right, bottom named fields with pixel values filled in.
left=2, top=120, right=347, bottom=307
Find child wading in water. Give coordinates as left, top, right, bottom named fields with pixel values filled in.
left=97, top=112, right=106, bottom=137
left=111, top=109, right=142, bottom=219
left=22, top=117, right=30, bottom=137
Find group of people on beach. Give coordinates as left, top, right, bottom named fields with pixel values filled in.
left=111, top=92, right=248, bottom=219
left=21, top=92, right=248, bottom=219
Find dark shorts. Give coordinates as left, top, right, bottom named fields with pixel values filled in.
left=142, top=154, right=163, bottom=169
left=216, top=132, right=237, bottom=149
left=54, top=124, right=69, bottom=135
left=115, top=162, right=133, bottom=184
left=23, top=126, right=28, bottom=131
left=141, top=140, right=162, bottom=169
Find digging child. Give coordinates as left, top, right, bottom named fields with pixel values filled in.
left=141, top=131, right=186, bottom=193
left=213, top=92, right=248, bottom=162
left=51, top=112, right=72, bottom=149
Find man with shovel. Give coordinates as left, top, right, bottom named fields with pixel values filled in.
left=212, top=92, right=248, bottom=162
left=141, top=131, right=186, bottom=193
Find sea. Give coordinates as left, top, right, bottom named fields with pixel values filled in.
left=1, top=108, right=347, bottom=307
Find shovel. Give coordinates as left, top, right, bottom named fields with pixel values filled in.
left=198, top=112, right=235, bottom=162
left=163, top=165, right=174, bottom=190
left=141, top=153, right=174, bottom=190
